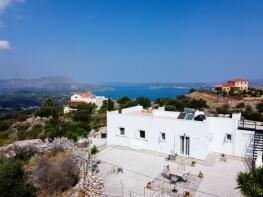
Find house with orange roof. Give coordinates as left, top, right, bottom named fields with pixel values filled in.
left=214, top=78, right=248, bottom=93
left=64, top=92, right=108, bottom=113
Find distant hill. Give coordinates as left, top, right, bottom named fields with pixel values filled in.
left=0, top=76, right=107, bottom=92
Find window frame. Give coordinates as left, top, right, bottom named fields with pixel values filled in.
left=139, top=130, right=146, bottom=139
left=160, top=132, right=166, bottom=141
left=119, top=127, right=125, bottom=136
left=225, top=133, right=232, bottom=142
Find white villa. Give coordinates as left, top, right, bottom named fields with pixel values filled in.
left=64, top=92, right=108, bottom=113
left=107, top=105, right=263, bottom=163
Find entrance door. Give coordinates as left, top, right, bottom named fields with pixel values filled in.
left=180, top=135, right=190, bottom=156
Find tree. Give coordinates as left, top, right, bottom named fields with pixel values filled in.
left=189, top=88, right=196, bottom=94
left=187, top=98, right=208, bottom=110
left=0, top=157, right=37, bottom=197
left=256, top=102, right=263, bottom=113
left=73, top=103, right=96, bottom=122
left=117, top=96, right=134, bottom=108
left=135, top=96, right=151, bottom=108
left=43, top=98, right=53, bottom=108
left=236, top=167, right=263, bottom=197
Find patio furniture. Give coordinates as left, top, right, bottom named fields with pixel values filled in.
left=181, top=171, right=191, bottom=182
left=172, top=186, right=178, bottom=193
left=168, top=168, right=185, bottom=183
left=167, top=152, right=177, bottom=161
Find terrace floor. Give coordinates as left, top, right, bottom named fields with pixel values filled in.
left=97, top=145, right=248, bottom=197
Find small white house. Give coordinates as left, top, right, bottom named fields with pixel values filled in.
left=64, top=92, right=108, bottom=113
left=107, top=106, right=256, bottom=160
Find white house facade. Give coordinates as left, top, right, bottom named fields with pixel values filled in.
left=64, top=92, right=108, bottom=113
left=107, top=106, right=258, bottom=161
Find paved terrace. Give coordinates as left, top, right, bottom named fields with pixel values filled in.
left=97, top=146, right=247, bottom=197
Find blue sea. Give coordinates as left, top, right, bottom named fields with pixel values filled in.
left=94, top=85, right=189, bottom=100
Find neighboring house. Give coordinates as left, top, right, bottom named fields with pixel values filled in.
left=214, top=78, right=248, bottom=93
left=64, top=92, right=108, bottom=113
left=107, top=105, right=262, bottom=163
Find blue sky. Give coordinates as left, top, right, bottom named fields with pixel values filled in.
left=0, top=0, right=262, bottom=83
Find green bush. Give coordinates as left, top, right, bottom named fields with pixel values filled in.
left=0, top=121, right=9, bottom=132
left=17, top=130, right=26, bottom=141
left=0, top=157, right=37, bottom=197
left=27, top=124, right=42, bottom=139
left=117, top=96, right=135, bottom=108
left=256, top=102, right=263, bottom=113
left=236, top=102, right=245, bottom=109
left=135, top=96, right=151, bottom=108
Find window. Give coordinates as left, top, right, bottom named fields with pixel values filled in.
left=226, top=134, right=232, bottom=142
left=161, top=132, right=166, bottom=141
left=119, top=127, right=125, bottom=135
left=139, top=130, right=145, bottom=138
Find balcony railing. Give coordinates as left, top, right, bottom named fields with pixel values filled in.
left=238, top=120, right=263, bottom=131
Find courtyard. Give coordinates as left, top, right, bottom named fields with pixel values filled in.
left=97, top=145, right=247, bottom=197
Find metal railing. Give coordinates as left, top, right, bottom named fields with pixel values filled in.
left=238, top=120, right=263, bottom=131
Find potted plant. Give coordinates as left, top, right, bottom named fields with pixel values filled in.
left=191, top=161, right=196, bottom=167
left=146, top=181, right=152, bottom=189
left=198, top=171, right=204, bottom=178
left=184, top=191, right=190, bottom=197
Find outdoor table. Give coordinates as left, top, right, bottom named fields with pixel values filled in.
left=169, top=168, right=185, bottom=183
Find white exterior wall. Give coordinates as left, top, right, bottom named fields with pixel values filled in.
left=207, top=117, right=238, bottom=155
left=70, top=94, right=108, bottom=109
left=107, top=110, right=209, bottom=160
left=107, top=106, right=255, bottom=160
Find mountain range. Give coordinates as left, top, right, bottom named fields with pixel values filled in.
left=0, top=76, right=107, bottom=92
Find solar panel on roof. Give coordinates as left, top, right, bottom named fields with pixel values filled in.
left=177, top=112, right=186, bottom=119
left=185, top=114, right=195, bottom=120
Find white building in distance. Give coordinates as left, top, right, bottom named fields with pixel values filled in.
left=64, top=92, right=108, bottom=113
left=107, top=105, right=262, bottom=162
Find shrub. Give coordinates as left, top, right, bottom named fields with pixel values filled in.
left=50, top=146, right=64, bottom=156
left=256, top=102, right=263, bottom=113
left=237, top=167, right=263, bottom=196
left=135, top=96, right=151, bottom=108
left=0, top=157, right=37, bottom=197
left=90, top=145, right=99, bottom=155
left=27, top=124, right=42, bottom=139
left=65, top=131, right=78, bottom=142
left=236, top=102, right=245, bottom=109
left=14, top=145, right=37, bottom=161
left=0, top=121, right=9, bottom=132
left=216, top=104, right=230, bottom=114
left=15, top=122, right=30, bottom=131
left=18, top=113, right=28, bottom=122
left=33, top=153, right=79, bottom=195
left=17, top=130, right=27, bottom=141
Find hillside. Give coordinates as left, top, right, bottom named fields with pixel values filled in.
left=188, top=91, right=263, bottom=110
left=0, top=76, right=106, bottom=92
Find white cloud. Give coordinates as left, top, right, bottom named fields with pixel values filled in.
left=0, top=40, right=11, bottom=49
left=0, top=0, right=25, bottom=14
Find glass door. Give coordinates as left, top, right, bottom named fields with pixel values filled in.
left=180, top=135, right=190, bottom=156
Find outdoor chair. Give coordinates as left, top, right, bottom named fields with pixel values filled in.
left=181, top=172, right=191, bottom=182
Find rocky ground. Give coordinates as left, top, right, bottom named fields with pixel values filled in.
left=0, top=137, right=105, bottom=197
left=188, top=91, right=263, bottom=110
